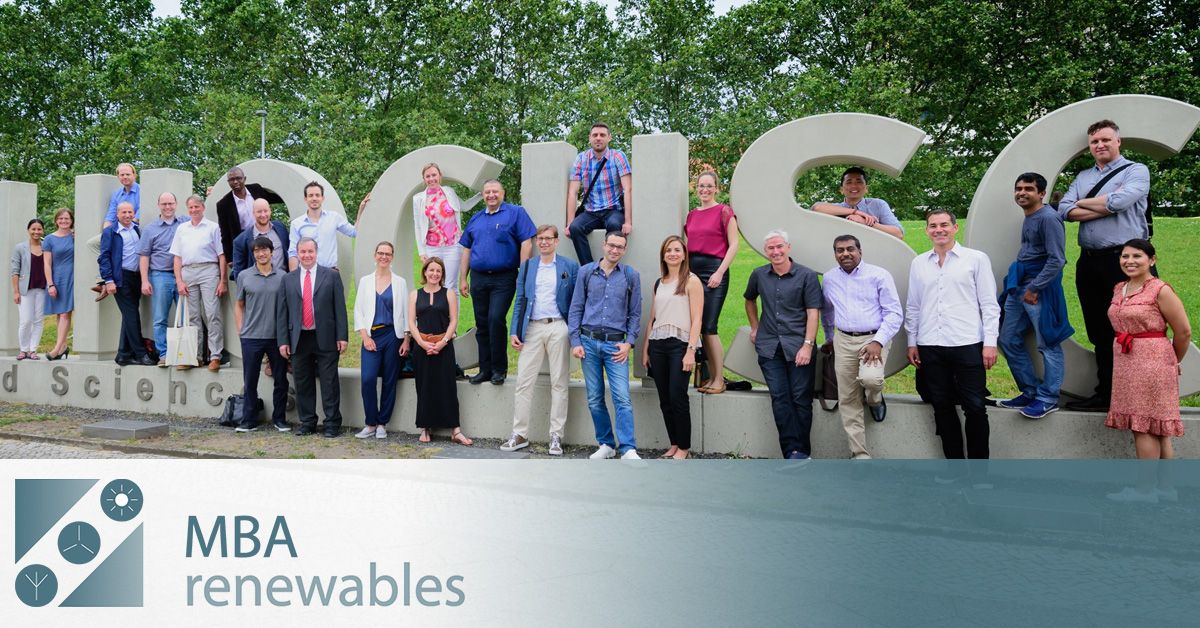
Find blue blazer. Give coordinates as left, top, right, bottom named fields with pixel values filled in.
left=231, top=220, right=289, bottom=278
left=98, top=223, right=140, bottom=287
left=509, top=255, right=579, bottom=341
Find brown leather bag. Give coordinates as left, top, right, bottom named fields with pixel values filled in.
left=817, top=343, right=838, bottom=411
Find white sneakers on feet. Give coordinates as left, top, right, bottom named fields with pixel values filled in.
left=620, top=449, right=641, bottom=460
left=376, top=426, right=387, bottom=439
left=548, top=433, right=563, bottom=456
left=354, top=427, right=375, bottom=439
left=590, top=444, right=616, bottom=459
left=500, top=433, right=529, bottom=452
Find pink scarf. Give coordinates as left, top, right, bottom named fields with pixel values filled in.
left=424, top=186, right=459, bottom=247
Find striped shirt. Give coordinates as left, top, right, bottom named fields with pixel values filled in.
left=571, top=148, right=631, bottom=212
left=821, top=261, right=903, bottom=347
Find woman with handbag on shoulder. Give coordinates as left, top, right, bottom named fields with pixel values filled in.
left=641, top=236, right=704, bottom=459
left=408, top=257, right=472, bottom=446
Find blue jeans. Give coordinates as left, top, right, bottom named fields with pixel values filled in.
left=998, top=291, right=1064, bottom=405
left=149, top=270, right=178, bottom=357
left=757, top=345, right=814, bottom=456
left=569, top=208, right=624, bottom=265
left=581, top=335, right=636, bottom=453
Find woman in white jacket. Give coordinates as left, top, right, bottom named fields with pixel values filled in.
left=412, top=163, right=465, bottom=291
left=10, top=218, right=47, bottom=359
left=353, top=241, right=411, bottom=439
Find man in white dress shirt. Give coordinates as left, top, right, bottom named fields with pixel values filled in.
left=904, top=210, right=1000, bottom=459
left=171, top=195, right=227, bottom=371
left=821, top=234, right=903, bottom=459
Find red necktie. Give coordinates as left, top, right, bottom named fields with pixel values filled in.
left=302, top=270, right=315, bottom=329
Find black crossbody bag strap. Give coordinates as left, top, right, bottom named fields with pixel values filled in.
left=1084, top=163, right=1133, bottom=199
left=576, top=155, right=608, bottom=217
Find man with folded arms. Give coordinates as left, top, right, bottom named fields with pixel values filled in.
left=811, top=167, right=905, bottom=239
left=821, top=234, right=903, bottom=459
left=171, top=195, right=227, bottom=371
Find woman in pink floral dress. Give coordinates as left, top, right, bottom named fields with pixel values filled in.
left=1105, top=239, right=1192, bottom=460
left=412, top=163, right=466, bottom=291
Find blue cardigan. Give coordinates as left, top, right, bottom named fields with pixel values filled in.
left=98, top=223, right=140, bottom=287
left=509, top=255, right=579, bottom=341
left=231, top=220, right=289, bottom=278
left=1001, top=260, right=1074, bottom=347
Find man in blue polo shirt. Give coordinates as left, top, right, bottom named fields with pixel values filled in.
left=564, top=122, right=632, bottom=265
left=459, top=179, right=537, bottom=385
left=811, top=167, right=905, bottom=239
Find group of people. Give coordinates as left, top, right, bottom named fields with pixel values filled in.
left=9, top=119, right=1191, bottom=462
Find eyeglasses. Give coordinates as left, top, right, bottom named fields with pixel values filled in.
left=535, top=236, right=557, bottom=242
left=604, top=243, right=626, bottom=251
left=376, top=251, right=394, bottom=257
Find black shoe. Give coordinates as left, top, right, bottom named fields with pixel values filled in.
left=455, top=365, right=467, bottom=380
left=1065, top=394, right=1110, bottom=413
left=137, top=354, right=155, bottom=366
left=469, top=372, right=493, bottom=384
left=491, top=373, right=506, bottom=385
left=115, top=355, right=134, bottom=366
left=295, top=426, right=316, bottom=436
left=868, top=396, right=887, bottom=423
left=323, top=427, right=341, bottom=438
left=220, top=349, right=231, bottom=366
left=273, top=420, right=292, bottom=433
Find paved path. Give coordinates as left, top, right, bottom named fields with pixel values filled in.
left=0, top=438, right=168, bottom=459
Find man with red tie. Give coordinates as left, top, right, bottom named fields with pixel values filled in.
left=277, top=237, right=348, bottom=437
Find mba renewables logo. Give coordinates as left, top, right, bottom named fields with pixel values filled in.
left=13, top=478, right=144, bottom=607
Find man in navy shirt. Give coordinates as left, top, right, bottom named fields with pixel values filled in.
left=458, top=179, right=537, bottom=385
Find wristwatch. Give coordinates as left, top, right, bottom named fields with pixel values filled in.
left=803, top=339, right=815, bottom=347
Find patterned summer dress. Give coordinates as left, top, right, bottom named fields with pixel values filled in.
left=1105, top=278, right=1183, bottom=436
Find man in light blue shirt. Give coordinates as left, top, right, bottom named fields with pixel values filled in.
left=89, top=162, right=141, bottom=302
left=287, top=181, right=358, bottom=271
left=1057, top=119, right=1151, bottom=412
left=138, top=192, right=184, bottom=364
left=812, top=167, right=905, bottom=239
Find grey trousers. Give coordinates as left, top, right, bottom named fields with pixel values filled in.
left=182, top=263, right=224, bottom=358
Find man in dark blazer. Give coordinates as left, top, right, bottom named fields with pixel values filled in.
left=100, top=202, right=153, bottom=366
left=276, top=237, right=348, bottom=437
left=232, top=198, right=290, bottom=278
left=217, top=166, right=285, bottom=264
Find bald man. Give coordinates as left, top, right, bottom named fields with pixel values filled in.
left=232, top=198, right=290, bottom=278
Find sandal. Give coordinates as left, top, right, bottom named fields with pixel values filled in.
left=418, top=429, right=431, bottom=443
left=27, top=352, right=39, bottom=360
left=701, top=380, right=726, bottom=395
left=451, top=429, right=474, bottom=446
left=16, top=352, right=27, bottom=361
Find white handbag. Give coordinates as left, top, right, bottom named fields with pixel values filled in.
left=166, top=298, right=200, bottom=367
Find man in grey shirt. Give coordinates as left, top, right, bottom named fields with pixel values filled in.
left=138, top=192, right=184, bottom=366
left=234, top=236, right=290, bottom=433
left=744, top=229, right=824, bottom=460
left=1057, top=119, right=1151, bottom=412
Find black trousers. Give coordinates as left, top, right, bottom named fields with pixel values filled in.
left=918, top=344, right=989, bottom=459
left=241, top=337, right=289, bottom=428
left=292, top=330, right=341, bottom=430
left=1075, top=247, right=1127, bottom=400
left=648, top=338, right=692, bottom=449
left=114, top=270, right=147, bottom=360
left=470, top=269, right=517, bottom=376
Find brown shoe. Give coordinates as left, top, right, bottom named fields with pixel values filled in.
left=94, top=286, right=109, bottom=302
left=176, top=364, right=193, bottom=371
left=90, top=283, right=103, bottom=293
left=157, top=359, right=167, bottom=368
left=208, top=359, right=220, bottom=372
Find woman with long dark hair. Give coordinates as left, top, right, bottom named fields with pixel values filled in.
left=408, top=257, right=472, bottom=446
left=11, top=218, right=47, bottom=359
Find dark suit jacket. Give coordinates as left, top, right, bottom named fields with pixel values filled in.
left=276, top=265, right=348, bottom=351
left=231, top=220, right=290, bottom=278
left=217, top=183, right=285, bottom=262
left=98, top=223, right=141, bottom=287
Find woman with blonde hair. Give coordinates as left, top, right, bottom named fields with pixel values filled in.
left=43, top=208, right=76, bottom=360
left=412, top=163, right=466, bottom=291
left=683, top=170, right=738, bottom=394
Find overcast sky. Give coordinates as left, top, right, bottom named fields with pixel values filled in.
left=151, top=0, right=748, bottom=20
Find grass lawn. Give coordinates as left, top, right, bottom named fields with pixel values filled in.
left=36, top=217, right=1200, bottom=405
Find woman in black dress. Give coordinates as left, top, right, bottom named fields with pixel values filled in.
left=408, top=257, right=472, bottom=445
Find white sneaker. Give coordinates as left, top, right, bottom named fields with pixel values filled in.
left=500, top=433, right=529, bottom=452
left=620, top=449, right=641, bottom=460
left=354, top=427, right=375, bottom=439
left=548, top=433, right=563, bottom=456
left=590, top=444, right=616, bottom=459
left=1106, top=487, right=1158, bottom=503
left=376, top=426, right=387, bottom=439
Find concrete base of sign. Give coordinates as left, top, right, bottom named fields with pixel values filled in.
left=80, top=419, right=169, bottom=440
left=1, top=357, right=1196, bottom=459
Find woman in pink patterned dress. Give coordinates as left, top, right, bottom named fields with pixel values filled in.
left=412, top=163, right=466, bottom=291
left=1105, top=239, right=1192, bottom=460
